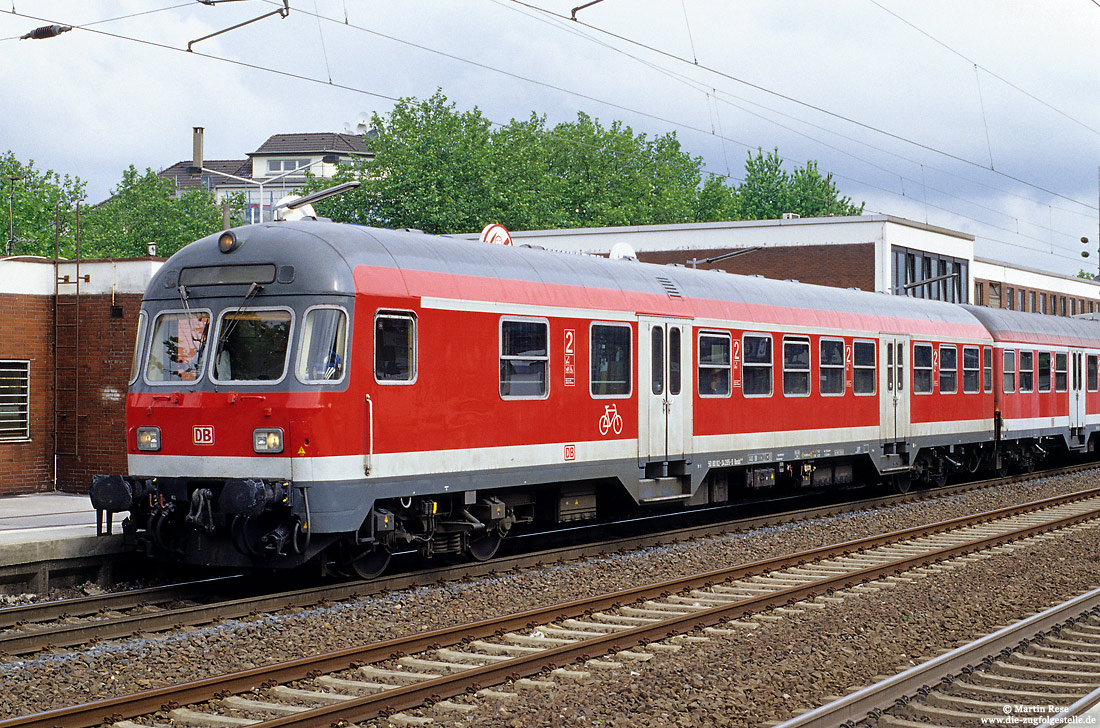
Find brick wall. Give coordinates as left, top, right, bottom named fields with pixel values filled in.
left=0, top=294, right=56, bottom=495
left=55, top=294, right=144, bottom=493
left=639, top=243, right=877, bottom=292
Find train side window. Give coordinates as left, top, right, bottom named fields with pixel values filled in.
left=698, top=331, right=732, bottom=397
left=374, top=312, right=416, bottom=384
left=669, top=327, right=681, bottom=396
left=819, top=338, right=845, bottom=396
left=962, top=346, right=980, bottom=393
left=1055, top=352, right=1068, bottom=392
left=1038, top=352, right=1051, bottom=392
left=782, top=337, right=810, bottom=397
left=742, top=334, right=773, bottom=397
left=853, top=340, right=876, bottom=395
left=651, top=326, right=664, bottom=395
left=1089, top=355, right=1099, bottom=392
left=299, top=307, right=349, bottom=383
left=913, top=343, right=933, bottom=394
left=500, top=318, right=549, bottom=399
left=1018, top=351, right=1034, bottom=393
left=939, top=345, right=957, bottom=394
left=983, top=347, right=993, bottom=392
left=1002, top=350, right=1016, bottom=393
left=590, top=323, right=631, bottom=398
left=129, top=311, right=148, bottom=385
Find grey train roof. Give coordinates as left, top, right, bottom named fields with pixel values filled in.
left=962, top=304, right=1100, bottom=347
left=151, top=221, right=987, bottom=334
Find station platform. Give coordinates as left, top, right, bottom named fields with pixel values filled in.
left=0, top=491, right=131, bottom=594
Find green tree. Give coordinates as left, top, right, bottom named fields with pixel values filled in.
left=0, top=151, right=86, bottom=258
left=737, top=149, right=863, bottom=220
left=82, top=166, right=240, bottom=258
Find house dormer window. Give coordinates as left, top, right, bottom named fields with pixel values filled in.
left=266, top=158, right=313, bottom=175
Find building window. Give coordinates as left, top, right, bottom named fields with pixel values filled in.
left=1061, top=297, right=1068, bottom=316
left=913, top=343, right=933, bottom=394
left=1006, top=287, right=1015, bottom=310
left=374, top=311, right=415, bottom=383
left=854, top=340, right=876, bottom=395
left=267, top=158, right=312, bottom=174
left=975, top=282, right=984, bottom=306
left=1055, top=352, right=1068, bottom=392
left=1041, top=293, right=1048, bottom=314
left=962, top=346, right=980, bottom=393
left=939, top=345, right=957, bottom=394
left=1072, top=298, right=1078, bottom=316
left=500, top=318, right=549, bottom=398
left=0, top=360, right=29, bottom=441
left=989, top=282, right=1001, bottom=308
left=819, top=338, right=845, bottom=396
left=1018, top=350, right=1034, bottom=393
left=783, top=337, right=811, bottom=396
left=743, top=334, right=773, bottom=397
left=1038, top=352, right=1051, bottom=392
left=1003, top=350, right=1016, bottom=393
left=1018, top=289, right=1026, bottom=311
left=892, top=246, right=968, bottom=302
left=591, top=323, right=632, bottom=397
left=697, top=331, right=731, bottom=397
left=1029, top=291, right=1036, bottom=313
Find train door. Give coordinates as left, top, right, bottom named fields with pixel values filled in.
left=879, top=335, right=911, bottom=445
left=638, top=316, right=693, bottom=464
left=1071, top=349, right=1086, bottom=431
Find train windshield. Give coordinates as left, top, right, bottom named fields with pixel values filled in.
left=211, top=309, right=292, bottom=382
left=146, top=311, right=211, bottom=383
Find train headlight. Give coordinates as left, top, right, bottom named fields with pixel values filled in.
left=218, top=231, right=239, bottom=253
left=253, top=428, right=284, bottom=453
left=136, top=426, right=161, bottom=452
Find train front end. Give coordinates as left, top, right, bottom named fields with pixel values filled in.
left=90, top=223, right=357, bottom=569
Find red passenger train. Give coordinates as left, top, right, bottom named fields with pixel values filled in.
left=89, top=219, right=1100, bottom=576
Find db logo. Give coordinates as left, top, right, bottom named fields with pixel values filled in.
left=193, top=425, right=215, bottom=445
left=564, top=444, right=576, bottom=461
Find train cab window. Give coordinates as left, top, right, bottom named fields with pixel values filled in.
left=298, top=307, right=349, bottom=383
left=782, top=338, right=810, bottom=397
left=146, top=310, right=211, bottom=383
left=939, top=345, right=957, bottom=394
left=129, top=311, right=148, bottom=385
left=1003, top=350, right=1016, bottom=393
left=212, top=309, right=293, bottom=383
left=1055, top=352, right=1068, bottom=392
left=1038, top=352, right=1051, bottom=392
left=698, top=331, right=732, bottom=397
left=1018, top=351, right=1034, bottom=393
left=913, top=344, right=933, bottom=394
left=853, top=340, right=876, bottom=395
left=819, top=339, right=844, bottom=396
left=590, top=323, right=631, bottom=397
left=1089, top=355, right=1099, bottom=392
left=983, top=347, right=993, bottom=392
left=742, top=334, right=773, bottom=397
left=500, top=318, right=549, bottom=398
left=374, top=312, right=415, bottom=383
left=962, top=346, right=980, bottom=394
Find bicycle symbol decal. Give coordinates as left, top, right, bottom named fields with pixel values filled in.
left=598, top=404, right=623, bottom=436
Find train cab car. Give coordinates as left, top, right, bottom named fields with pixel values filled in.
left=963, top=306, right=1100, bottom=470
left=91, top=219, right=1010, bottom=576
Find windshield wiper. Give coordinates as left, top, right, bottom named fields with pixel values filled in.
left=217, top=282, right=263, bottom=348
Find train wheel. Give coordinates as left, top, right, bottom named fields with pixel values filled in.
left=467, top=531, right=503, bottom=562
left=349, top=545, right=391, bottom=580
left=892, top=473, right=911, bottom=494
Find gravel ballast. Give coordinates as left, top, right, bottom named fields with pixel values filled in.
left=2, top=471, right=1098, bottom=721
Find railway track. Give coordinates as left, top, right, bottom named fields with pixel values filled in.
left=7, top=482, right=1100, bottom=728
left=775, top=584, right=1100, bottom=727
left=3, top=465, right=1093, bottom=657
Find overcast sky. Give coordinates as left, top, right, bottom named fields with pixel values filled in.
left=2, top=1, right=1098, bottom=276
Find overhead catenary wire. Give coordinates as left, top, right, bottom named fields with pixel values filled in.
left=1, top=4, right=1093, bottom=270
